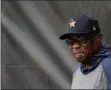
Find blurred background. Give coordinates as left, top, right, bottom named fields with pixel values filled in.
left=1, top=1, right=111, bottom=89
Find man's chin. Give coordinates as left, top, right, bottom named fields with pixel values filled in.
left=74, top=57, right=85, bottom=63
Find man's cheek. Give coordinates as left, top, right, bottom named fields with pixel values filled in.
left=70, top=49, right=75, bottom=57
left=85, top=44, right=93, bottom=53
left=70, top=49, right=73, bottom=55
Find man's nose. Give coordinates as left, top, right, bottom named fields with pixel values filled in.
left=73, top=42, right=81, bottom=49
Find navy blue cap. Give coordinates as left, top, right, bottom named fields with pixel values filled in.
left=60, top=14, right=100, bottom=40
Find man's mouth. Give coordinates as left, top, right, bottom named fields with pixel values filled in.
left=73, top=52, right=85, bottom=57
left=75, top=52, right=84, bottom=55
left=74, top=52, right=84, bottom=55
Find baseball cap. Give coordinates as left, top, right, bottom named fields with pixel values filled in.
left=59, top=14, right=101, bottom=40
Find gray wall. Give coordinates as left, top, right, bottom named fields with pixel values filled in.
left=1, top=1, right=111, bottom=89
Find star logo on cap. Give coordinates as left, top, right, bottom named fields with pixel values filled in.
left=69, top=19, right=76, bottom=28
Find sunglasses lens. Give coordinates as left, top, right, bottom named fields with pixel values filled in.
left=66, top=36, right=90, bottom=46
left=66, top=40, right=74, bottom=45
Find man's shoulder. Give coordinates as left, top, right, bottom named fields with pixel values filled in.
left=103, top=46, right=111, bottom=52
left=101, top=46, right=111, bottom=64
left=101, top=46, right=111, bottom=70
left=101, top=55, right=111, bottom=70
left=101, top=51, right=111, bottom=87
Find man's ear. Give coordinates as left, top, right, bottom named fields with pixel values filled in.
left=96, top=33, right=102, bottom=42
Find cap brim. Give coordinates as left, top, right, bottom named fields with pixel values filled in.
left=59, top=33, right=93, bottom=40
left=59, top=33, right=73, bottom=40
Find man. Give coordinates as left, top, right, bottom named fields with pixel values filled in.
left=59, top=14, right=111, bottom=89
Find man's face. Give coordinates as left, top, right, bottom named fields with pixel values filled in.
left=66, top=35, right=100, bottom=64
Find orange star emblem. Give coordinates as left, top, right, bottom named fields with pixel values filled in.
left=69, top=19, right=76, bottom=28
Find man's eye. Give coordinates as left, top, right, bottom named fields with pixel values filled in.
left=79, top=39, right=89, bottom=44
left=66, top=40, right=74, bottom=45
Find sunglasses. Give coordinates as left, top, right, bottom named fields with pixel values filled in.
left=65, top=36, right=93, bottom=46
